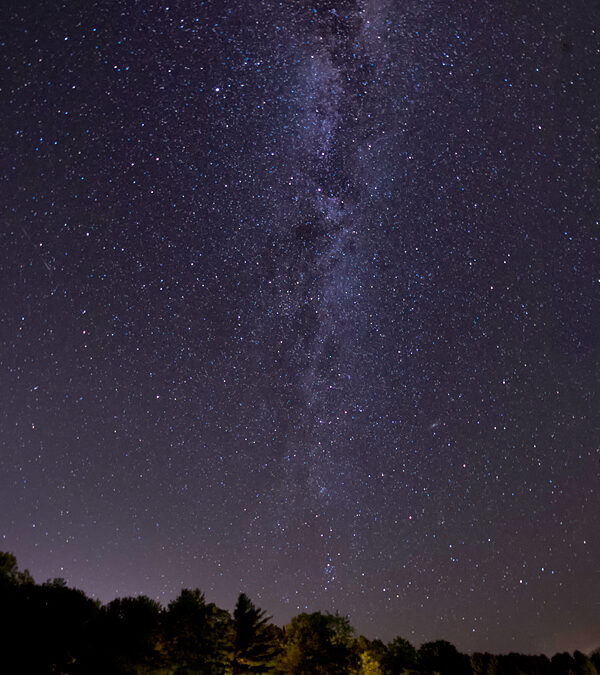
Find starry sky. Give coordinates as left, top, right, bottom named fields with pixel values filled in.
left=1, top=0, right=599, bottom=657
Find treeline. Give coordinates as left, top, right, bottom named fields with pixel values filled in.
left=1, top=552, right=598, bottom=675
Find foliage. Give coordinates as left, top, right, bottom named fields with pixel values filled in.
left=164, top=588, right=234, bottom=674
left=354, top=650, right=384, bottom=675
left=472, top=653, right=500, bottom=675
left=276, top=611, right=355, bottom=674
left=0, top=550, right=34, bottom=586
left=497, top=653, right=552, bottom=675
left=590, top=651, right=600, bottom=675
left=419, top=639, right=472, bottom=675
left=232, top=592, right=280, bottom=673
left=96, top=595, right=164, bottom=674
left=383, top=635, right=419, bottom=674
left=0, top=551, right=599, bottom=675
left=1, top=574, right=99, bottom=674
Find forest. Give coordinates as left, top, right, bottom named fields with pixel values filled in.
left=1, top=552, right=598, bottom=675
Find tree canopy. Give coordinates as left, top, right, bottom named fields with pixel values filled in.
left=0, top=551, right=597, bottom=675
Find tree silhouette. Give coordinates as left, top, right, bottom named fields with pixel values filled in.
left=6, top=578, right=99, bottom=674
left=276, top=611, right=354, bottom=675
left=232, top=592, right=280, bottom=673
left=164, top=588, right=233, bottom=674
left=0, top=551, right=33, bottom=587
left=552, top=653, right=578, bottom=675
left=383, top=636, right=419, bottom=674
left=471, top=652, right=500, bottom=675
left=1, top=551, right=599, bottom=675
left=498, top=653, right=552, bottom=675
left=419, top=640, right=471, bottom=675
left=97, top=595, right=163, bottom=674
left=574, top=652, right=597, bottom=675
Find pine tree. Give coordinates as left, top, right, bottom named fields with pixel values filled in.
left=232, top=592, right=279, bottom=674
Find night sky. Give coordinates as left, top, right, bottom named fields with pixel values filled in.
left=1, top=0, right=599, bottom=657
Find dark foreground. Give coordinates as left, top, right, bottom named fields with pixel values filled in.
left=1, top=552, right=598, bottom=675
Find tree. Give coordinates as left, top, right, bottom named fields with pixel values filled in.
left=573, top=651, right=597, bottom=675
left=0, top=551, right=34, bottom=587
left=419, top=640, right=472, bottom=675
left=164, top=588, right=233, bottom=674
left=352, top=637, right=387, bottom=675
left=472, top=653, right=500, bottom=675
left=96, top=595, right=163, bottom=674
left=276, top=611, right=354, bottom=675
left=231, top=592, right=279, bottom=674
left=355, top=650, right=384, bottom=675
left=589, top=650, right=600, bottom=675
left=552, top=653, right=578, bottom=675
left=498, top=653, right=552, bottom=675
left=6, top=578, right=99, bottom=675
left=383, top=636, right=419, bottom=674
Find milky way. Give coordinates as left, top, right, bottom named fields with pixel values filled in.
left=1, top=0, right=598, bottom=655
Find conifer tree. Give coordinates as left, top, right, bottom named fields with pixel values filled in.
left=232, top=592, right=279, bottom=674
